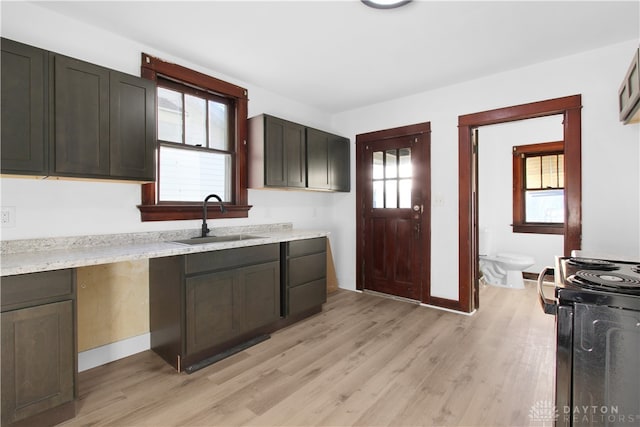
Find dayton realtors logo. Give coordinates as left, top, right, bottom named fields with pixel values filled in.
left=529, top=401, right=639, bottom=425
left=528, top=400, right=558, bottom=423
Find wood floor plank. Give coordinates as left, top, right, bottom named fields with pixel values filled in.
left=61, top=283, right=555, bottom=427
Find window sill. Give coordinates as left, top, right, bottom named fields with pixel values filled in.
left=138, top=204, right=252, bottom=222
left=512, top=223, right=564, bottom=235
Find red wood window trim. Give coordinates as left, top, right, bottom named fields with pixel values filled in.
left=138, top=53, right=251, bottom=221
left=512, top=141, right=565, bottom=235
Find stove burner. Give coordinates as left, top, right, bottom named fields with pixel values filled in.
left=633, top=265, right=640, bottom=274
left=566, top=257, right=619, bottom=270
left=571, top=270, right=640, bottom=291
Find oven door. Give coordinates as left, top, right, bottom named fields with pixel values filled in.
left=572, top=303, right=640, bottom=426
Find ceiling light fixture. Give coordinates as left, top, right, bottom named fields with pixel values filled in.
left=361, top=0, right=412, bottom=9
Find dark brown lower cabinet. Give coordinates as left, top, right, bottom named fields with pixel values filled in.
left=284, top=237, right=327, bottom=316
left=184, top=261, right=280, bottom=356
left=0, top=270, right=76, bottom=427
left=150, top=244, right=281, bottom=372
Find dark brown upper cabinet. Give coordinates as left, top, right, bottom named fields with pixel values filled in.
left=306, top=127, right=351, bottom=192
left=249, top=114, right=307, bottom=188
left=1, top=38, right=48, bottom=175
left=52, top=54, right=111, bottom=177
left=1, top=38, right=156, bottom=182
left=109, top=70, right=156, bottom=180
left=249, top=114, right=350, bottom=192
left=619, top=46, right=640, bottom=124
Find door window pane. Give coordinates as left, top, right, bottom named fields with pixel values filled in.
left=399, top=148, right=412, bottom=178
left=399, top=179, right=412, bottom=208
left=373, top=151, right=384, bottom=179
left=385, top=180, right=398, bottom=208
left=373, top=181, right=384, bottom=208
left=185, top=94, right=206, bottom=147
left=385, top=150, right=398, bottom=178
left=157, top=87, right=182, bottom=143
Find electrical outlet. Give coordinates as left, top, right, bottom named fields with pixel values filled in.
left=1, top=206, right=16, bottom=228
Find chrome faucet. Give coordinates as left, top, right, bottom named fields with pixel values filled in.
left=201, top=194, right=226, bottom=237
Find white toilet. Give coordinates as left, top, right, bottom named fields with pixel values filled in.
left=479, top=229, right=535, bottom=289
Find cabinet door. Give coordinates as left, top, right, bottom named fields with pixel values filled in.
left=1, top=301, right=74, bottom=426
left=306, top=128, right=330, bottom=190
left=619, top=48, right=640, bottom=123
left=242, top=261, right=280, bottom=331
left=185, top=270, right=242, bottom=356
left=307, top=128, right=350, bottom=192
left=1, top=38, right=47, bottom=175
left=52, top=54, right=110, bottom=176
left=265, top=116, right=306, bottom=188
left=329, top=135, right=350, bottom=192
left=110, top=71, right=156, bottom=181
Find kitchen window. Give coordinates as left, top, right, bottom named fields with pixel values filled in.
left=512, top=141, right=564, bottom=234
left=138, top=54, right=250, bottom=221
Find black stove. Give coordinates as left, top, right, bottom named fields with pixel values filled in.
left=570, top=269, right=640, bottom=293
left=539, top=256, right=640, bottom=426
left=555, top=256, right=640, bottom=309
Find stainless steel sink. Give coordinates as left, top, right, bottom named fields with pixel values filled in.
left=171, top=234, right=263, bottom=245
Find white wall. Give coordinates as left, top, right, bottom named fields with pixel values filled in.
left=2, top=2, right=639, bottom=305
left=477, top=116, right=564, bottom=274
left=332, top=39, right=640, bottom=301
left=0, top=2, right=339, bottom=242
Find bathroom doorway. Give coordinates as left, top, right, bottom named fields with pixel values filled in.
left=458, top=95, right=583, bottom=312
left=477, top=115, right=565, bottom=284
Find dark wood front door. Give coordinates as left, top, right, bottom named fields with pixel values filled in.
left=356, top=123, right=431, bottom=302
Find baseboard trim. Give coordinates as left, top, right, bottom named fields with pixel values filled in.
left=78, top=333, right=150, bottom=372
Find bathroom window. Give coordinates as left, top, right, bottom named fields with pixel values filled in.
left=512, top=141, right=564, bottom=234
left=137, top=54, right=250, bottom=221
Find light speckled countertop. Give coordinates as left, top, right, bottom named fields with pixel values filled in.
left=0, top=223, right=329, bottom=277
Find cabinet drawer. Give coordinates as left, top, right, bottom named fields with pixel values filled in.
left=288, top=279, right=326, bottom=316
left=186, top=244, right=279, bottom=275
left=288, top=252, right=326, bottom=288
left=1, top=269, right=74, bottom=312
left=288, top=237, right=326, bottom=257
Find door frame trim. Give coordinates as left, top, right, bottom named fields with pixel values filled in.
left=355, top=122, right=432, bottom=303
left=458, top=94, right=582, bottom=312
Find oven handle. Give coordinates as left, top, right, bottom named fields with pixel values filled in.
left=537, top=266, right=557, bottom=315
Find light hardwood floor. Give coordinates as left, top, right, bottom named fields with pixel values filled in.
left=62, top=282, right=555, bottom=427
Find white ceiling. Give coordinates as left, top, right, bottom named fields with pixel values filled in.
left=35, top=0, right=640, bottom=113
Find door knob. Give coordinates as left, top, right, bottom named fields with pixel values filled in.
left=413, top=204, right=423, bottom=213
